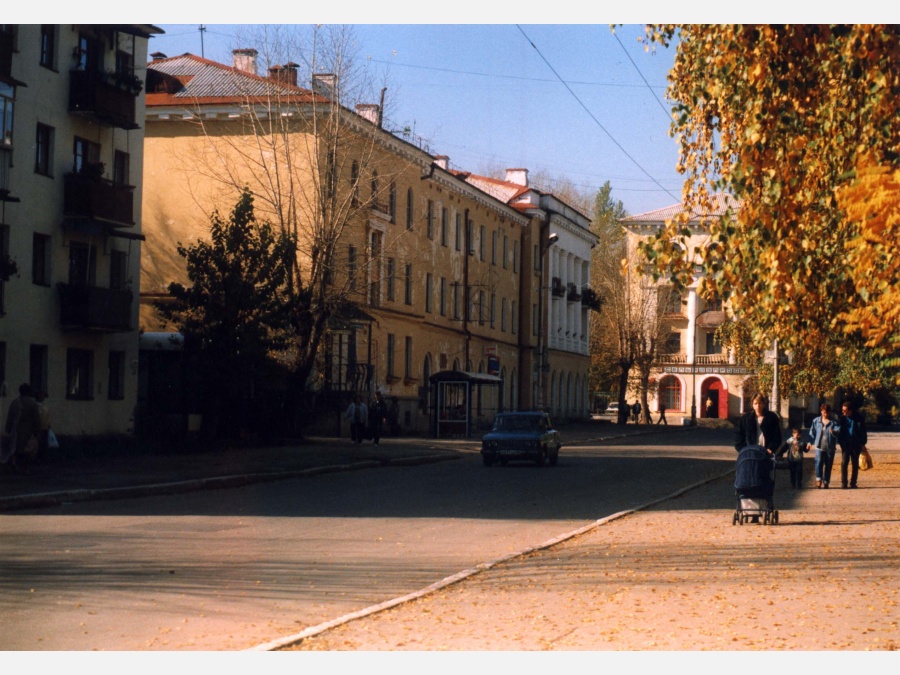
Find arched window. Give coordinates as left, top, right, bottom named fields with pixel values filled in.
left=350, top=161, right=360, bottom=206
left=370, top=170, right=379, bottom=208
left=406, top=188, right=414, bottom=230
left=389, top=181, right=397, bottom=222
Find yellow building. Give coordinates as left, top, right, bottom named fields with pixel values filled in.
left=0, top=24, right=160, bottom=438
left=140, top=50, right=595, bottom=436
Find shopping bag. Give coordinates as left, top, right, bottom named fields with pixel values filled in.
left=859, top=446, right=874, bottom=471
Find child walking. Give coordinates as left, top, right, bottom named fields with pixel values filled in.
left=777, top=427, right=809, bottom=489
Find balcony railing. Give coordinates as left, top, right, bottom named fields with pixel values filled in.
left=68, top=69, right=140, bottom=130
left=655, top=352, right=732, bottom=367
left=57, top=283, right=133, bottom=332
left=551, top=277, right=565, bottom=297
left=566, top=282, right=581, bottom=302
left=64, top=173, right=135, bottom=226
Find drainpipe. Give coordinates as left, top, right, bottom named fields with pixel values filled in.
left=463, top=208, right=471, bottom=370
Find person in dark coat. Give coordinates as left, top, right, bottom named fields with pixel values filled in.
left=3, top=383, right=42, bottom=472
left=836, top=400, right=867, bottom=489
left=369, top=391, right=389, bottom=446
left=734, top=393, right=782, bottom=455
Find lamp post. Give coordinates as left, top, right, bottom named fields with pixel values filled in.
left=688, top=290, right=701, bottom=426
left=536, top=230, right=558, bottom=410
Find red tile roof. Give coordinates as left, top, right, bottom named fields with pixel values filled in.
left=621, top=193, right=741, bottom=224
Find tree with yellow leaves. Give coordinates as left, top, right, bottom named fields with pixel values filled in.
left=639, top=24, right=900, bottom=386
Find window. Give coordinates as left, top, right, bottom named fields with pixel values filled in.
left=532, top=303, right=539, bottom=336
left=110, top=250, right=128, bottom=291
left=491, top=230, right=498, bottom=265
left=108, top=350, right=125, bottom=400
left=370, top=170, right=379, bottom=209
left=29, top=344, right=48, bottom=398
left=386, top=334, right=396, bottom=378
left=75, top=33, right=102, bottom=73
left=490, top=292, right=496, bottom=328
left=663, top=288, right=682, bottom=314
left=534, top=244, right=540, bottom=271
left=386, top=257, right=395, bottom=301
left=68, top=242, right=96, bottom=286
left=479, top=225, right=486, bottom=260
left=706, top=331, right=723, bottom=355
left=665, top=332, right=682, bottom=354
left=425, top=273, right=433, bottom=313
left=39, top=25, right=56, bottom=69
left=453, top=282, right=460, bottom=320
left=406, top=188, right=414, bottom=230
left=426, top=199, right=434, bottom=240
left=115, top=49, right=133, bottom=79
left=404, top=336, right=413, bottom=379
left=388, top=181, right=397, bottom=222
left=66, top=348, right=94, bottom=400
left=478, top=290, right=485, bottom=325
left=1, top=81, right=13, bottom=148
left=0, top=225, right=8, bottom=313
left=404, top=263, right=412, bottom=305
left=513, top=241, right=520, bottom=273
left=35, top=124, right=53, bottom=176
left=73, top=137, right=100, bottom=175
left=113, top=150, right=130, bottom=185
left=511, top=301, right=517, bottom=334
left=439, top=277, right=447, bottom=316
left=369, top=231, right=382, bottom=307
left=32, top=234, right=50, bottom=286
left=503, top=235, right=509, bottom=269
left=350, top=161, right=360, bottom=206
left=0, top=342, right=5, bottom=389
left=455, top=213, right=462, bottom=251
left=324, top=149, right=337, bottom=202
left=440, top=207, right=448, bottom=246
left=347, top=245, right=357, bottom=291
left=501, top=297, right=508, bottom=332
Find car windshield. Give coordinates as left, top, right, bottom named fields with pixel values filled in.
left=494, top=415, right=542, bottom=432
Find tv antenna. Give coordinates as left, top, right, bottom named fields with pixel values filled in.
left=199, top=25, right=206, bottom=58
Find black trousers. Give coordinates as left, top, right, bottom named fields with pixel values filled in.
left=841, top=447, right=861, bottom=487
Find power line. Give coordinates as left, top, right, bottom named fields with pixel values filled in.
left=515, top=25, right=681, bottom=205
left=612, top=30, right=672, bottom=121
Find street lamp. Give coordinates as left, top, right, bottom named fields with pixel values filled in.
left=688, top=291, right=702, bottom=426
left=536, top=230, right=558, bottom=410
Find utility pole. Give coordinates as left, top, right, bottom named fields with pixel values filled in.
left=199, top=25, right=206, bottom=59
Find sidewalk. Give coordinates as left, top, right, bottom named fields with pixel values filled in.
left=0, top=417, right=662, bottom=511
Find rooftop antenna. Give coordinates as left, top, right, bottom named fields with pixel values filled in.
left=199, top=25, right=206, bottom=58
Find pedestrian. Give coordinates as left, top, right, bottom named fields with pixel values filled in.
left=2, top=383, right=42, bottom=473
left=808, top=403, right=838, bottom=488
left=656, top=401, right=668, bottom=425
left=369, top=391, right=388, bottom=445
left=36, top=391, right=51, bottom=456
left=345, top=394, right=368, bottom=445
left=777, top=427, right=809, bottom=489
left=705, top=396, right=716, bottom=419
left=836, top=400, right=867, bottom=489
left=733, top=393, right=782, bottom=455
left=632, top=400, right=641, bottom=424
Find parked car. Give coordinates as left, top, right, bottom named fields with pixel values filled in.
left=480, top=411, right=561, bottom=467
left=602, top=402, right=620, bottom=416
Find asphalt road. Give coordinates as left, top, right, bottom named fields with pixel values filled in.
left=0, top=427, right=736, bottom=650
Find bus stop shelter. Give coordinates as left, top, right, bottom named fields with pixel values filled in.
left=429, top=370, right=503, bottom=438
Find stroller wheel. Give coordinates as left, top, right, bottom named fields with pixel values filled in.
left=772, top=511, right=779, bottom=525
left=763, top=512, right=770, bottom=525
left=732, top=512, right=739, bottom=526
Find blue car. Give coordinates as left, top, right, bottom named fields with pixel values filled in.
left=481, top=412, right=561, bottom=467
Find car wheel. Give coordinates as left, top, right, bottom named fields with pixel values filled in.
left=549, top=446, right=559, bottom=466
left=535, top=448, right=546, bottom=467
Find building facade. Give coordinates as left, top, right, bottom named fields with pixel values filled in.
left=139, top=50, right=594, bottom=437
left=620, top=195, right=758, bottom=421
left=0, top=24, right=160, bottom=438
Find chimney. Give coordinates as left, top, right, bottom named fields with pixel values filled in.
left=150, top=52, right=167, bottom=61
left=311, top=72, right=336, bottom=100
left=356, top=103, right=380, bottom=125
left=434, top=155, right=449, bottom=170
left=232, top=49, right=259, bottom=76
left=505, top=168, right=528, bottom=187
left=283, top=62, right=298, bottom=87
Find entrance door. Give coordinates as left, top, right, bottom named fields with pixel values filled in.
left=701, top=379, right=725, bottom=418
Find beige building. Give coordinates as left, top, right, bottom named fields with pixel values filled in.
left=0, top=24, right=160, bottom=438
left=620, top=195, right=756, bottom=421
left=139, top=50, right=595, bottom=436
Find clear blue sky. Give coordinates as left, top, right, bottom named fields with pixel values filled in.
left=150, top=22, right=683, bottom=217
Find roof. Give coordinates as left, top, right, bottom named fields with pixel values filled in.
left=620, top=193, right=742, bottom=225
left=145, top=53, right=322, bottom=107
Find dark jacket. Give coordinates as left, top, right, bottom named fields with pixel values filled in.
left=734, top=410, right=782, bottom=453
left=836, top=412, right=867, bottom=452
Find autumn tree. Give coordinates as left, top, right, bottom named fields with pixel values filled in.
left=158, top=190, right=297, bottom=439
left=640, top=24, right=900, bottom=386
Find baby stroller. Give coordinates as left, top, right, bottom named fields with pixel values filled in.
left=733, top=445, right=779, bottom=525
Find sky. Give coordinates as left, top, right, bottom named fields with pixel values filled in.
left=148, top=22, right=683, bottom=217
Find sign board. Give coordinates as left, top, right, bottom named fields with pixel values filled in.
left=484, top=345, right=497, bottom=357
left=487, top=355, right=500, bottom=375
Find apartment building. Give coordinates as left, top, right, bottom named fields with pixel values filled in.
left=0, top=24, right=160, bottom=437
left=619, top=194, right=756, bottom=420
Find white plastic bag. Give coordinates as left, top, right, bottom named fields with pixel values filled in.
left=47, top=428, right=60, bottom=449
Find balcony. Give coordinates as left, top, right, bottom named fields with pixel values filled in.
left=566, top=282, right=581, bottom=302
left=57, top=283, right=133, bottom=332
left=655, top=352, right=732, bottom=367
left=68, top=69, right=140, bottom=130
left=64, top=172, right=135, bottom=227
left=551, top=277, right=565, bottom=297
left=0, top=147, right=16, bottom=203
